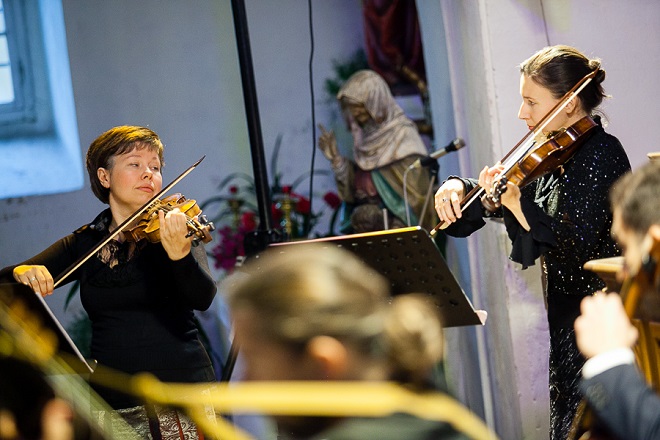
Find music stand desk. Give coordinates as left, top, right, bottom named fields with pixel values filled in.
left=269, top=227, right=486, bottom=328
left=0, top=283, right=94, bottom=373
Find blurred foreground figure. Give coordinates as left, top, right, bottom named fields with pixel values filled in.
left=224, top=244, right=486, bottom=439
left=574, top=161, right=660, bottom=440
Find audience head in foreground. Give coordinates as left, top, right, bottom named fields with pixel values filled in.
left=224, top=245, right=469, bottom=439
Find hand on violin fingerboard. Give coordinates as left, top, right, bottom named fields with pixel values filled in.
left=158, top=209, right=192, bottom=261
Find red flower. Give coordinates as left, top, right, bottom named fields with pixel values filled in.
left=295, top=195, right=311, bottom=215
left=240, top=211, right=257, bottom=231
left=323, top=191, right=341, bottom=209
left=271, top=203, right=282, bottom=223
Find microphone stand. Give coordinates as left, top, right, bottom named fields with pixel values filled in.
left=418, top=159, right=439, bottom=228
left=403, top=158, right=439, bottom=228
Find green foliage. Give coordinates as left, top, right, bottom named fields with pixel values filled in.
left=323, top=48, right=369, bottom=100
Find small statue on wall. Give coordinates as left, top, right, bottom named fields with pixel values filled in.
left=317, top=69, right=437, bottom=233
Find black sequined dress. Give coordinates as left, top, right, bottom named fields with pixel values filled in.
left=444, top=121, right=630, bottom=439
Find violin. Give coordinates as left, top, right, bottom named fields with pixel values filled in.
left=123, top=193, right=215, bottom=244
left=53, top=156, right=207, bottom=288
left=569, top=237, right=660, bottom=440
left=430, top=69, right=599, bottom=236
left=481, top=115, right=597, bottom=211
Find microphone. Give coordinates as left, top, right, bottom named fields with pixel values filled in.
left=409, top=138, right=466, bottom=168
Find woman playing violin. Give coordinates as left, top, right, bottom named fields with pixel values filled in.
left=433, top=45, right=630, bottom=439
left=0, top=126, right=217, bottom=439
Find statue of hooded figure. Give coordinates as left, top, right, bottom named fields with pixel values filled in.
left=318, top=70, right=437, bottom=233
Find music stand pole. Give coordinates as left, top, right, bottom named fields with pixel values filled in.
left=230, top=0, right=282, bottom=258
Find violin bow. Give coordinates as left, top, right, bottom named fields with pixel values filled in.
left=53, top=156, right=206, bottom=288
left=430, top=69, right=598, bottom=236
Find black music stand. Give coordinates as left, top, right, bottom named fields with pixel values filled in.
left=0, top=283, right=94, bottom=374
left=221, top=227, right=485, bottom=380
left=269, top=227, right=486, bottom=328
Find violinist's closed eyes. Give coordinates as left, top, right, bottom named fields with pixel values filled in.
left=0, top=125, right=217, bottom=439
left=433, top=45, right=631, bottom=440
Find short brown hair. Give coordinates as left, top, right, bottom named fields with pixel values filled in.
left=86, top=126, right=164, bottom=203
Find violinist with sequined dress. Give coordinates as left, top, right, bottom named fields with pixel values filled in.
left=433, top=46, right=630, bottom=439
left=0, top=126, right=217, bottom=439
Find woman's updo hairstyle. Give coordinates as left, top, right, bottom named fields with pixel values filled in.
left=225, top=245, right=447, bottom=390
left=520, top=45, right=608, bottom=116
left=383, top=294, right=445, bottom=391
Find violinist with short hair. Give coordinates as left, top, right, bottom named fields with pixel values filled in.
left=433, top=45, right=630, bottom=439
left=0, top=126, right=217, bottom=439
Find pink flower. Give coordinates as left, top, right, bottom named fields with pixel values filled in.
left=210, top=225, right=246, bottom=272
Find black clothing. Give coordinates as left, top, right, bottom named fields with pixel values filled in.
left=0, top=209, right=217, bottom=409
left=443, top=123, right=630, bottom=439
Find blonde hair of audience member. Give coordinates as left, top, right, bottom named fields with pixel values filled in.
left=224, top=245, right=446, bottom=435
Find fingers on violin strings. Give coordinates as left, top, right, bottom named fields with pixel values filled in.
left=478, top=166, right=490, bottom=188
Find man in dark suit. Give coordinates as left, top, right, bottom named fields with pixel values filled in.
left=574, top=160, right=660, bottom=440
